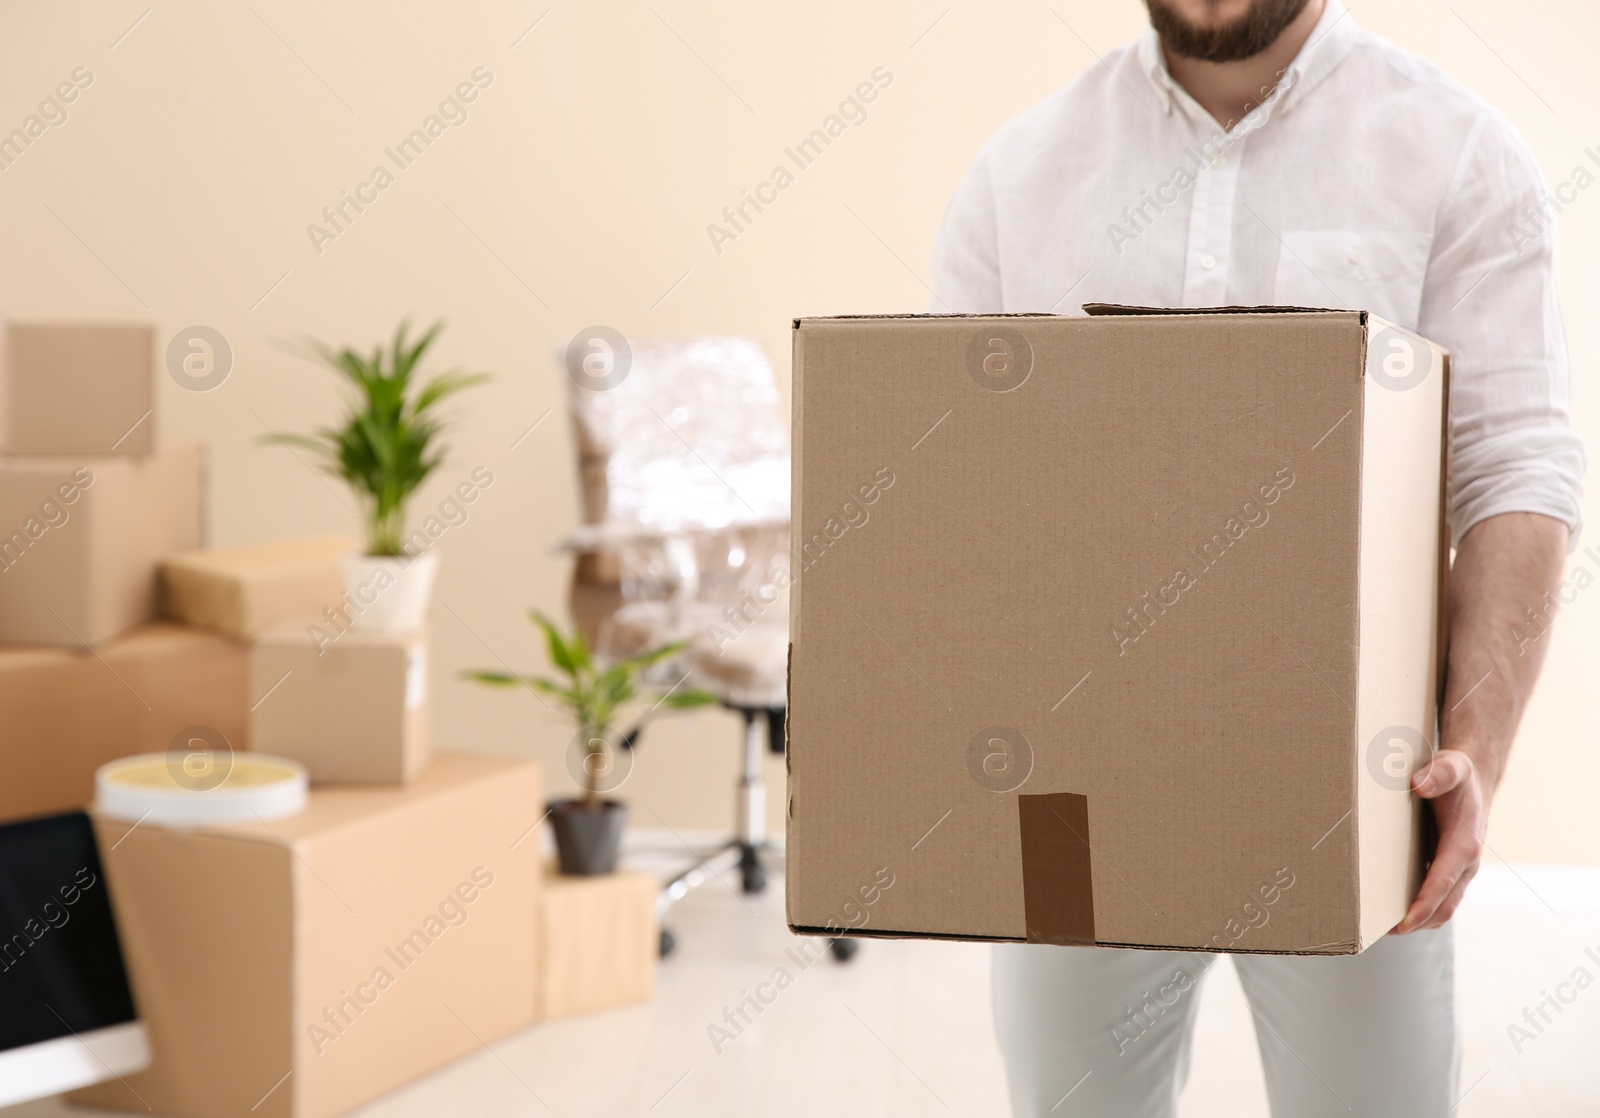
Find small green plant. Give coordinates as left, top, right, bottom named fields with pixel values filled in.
left=464, top=612, right=719, bottom=810
left=262, top=320, right=488, bottom=556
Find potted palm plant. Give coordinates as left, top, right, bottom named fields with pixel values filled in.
left=263, top=320, right=487, bottom=631
left=464, top=612, right=718, bottom=875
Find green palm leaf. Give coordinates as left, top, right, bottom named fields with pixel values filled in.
left=463, top=613, right=721, bottom=809
left=259, top=319, right=488, bottom=556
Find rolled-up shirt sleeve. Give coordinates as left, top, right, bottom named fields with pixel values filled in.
left=1418, top=112, right=1588, bottom=549
left=929, top=141, right=1003, bottom=314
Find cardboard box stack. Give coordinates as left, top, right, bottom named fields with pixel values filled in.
left=0, top=322, right=201, bottom=646
left=77, top=575, right=558, bottom=1118
left=0, top=320, right=226, bottom=823
left=0, top=318, right=577, bottom=1116
left=787, top=307, right=1449, bottom=956
left=2, top=314, right=673, bottom=1115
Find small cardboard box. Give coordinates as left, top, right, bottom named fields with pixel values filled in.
left=72, top=754, right=543, bottom=1118
left=537, top=868, right=658, bottom=1019
left=249, top=623, right=429, bottom=785
left=787, top=307, right=1449, bottom=955
left=0, top=444, right=203, bottom=645
left=0, top=622, right=249, bottom=825
left=161, top=536, right=357, bottom=639
left=2, top=320, right=156, bottom=455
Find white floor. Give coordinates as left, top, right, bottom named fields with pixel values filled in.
left=10, top=834, right=1600, bottom=1118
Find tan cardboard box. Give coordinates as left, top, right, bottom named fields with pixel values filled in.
left=537, top=868, right=658, bottom=1018
left=787, top=307, right=1449, bottom=955
left=0, top=444, right=203, bottom=645
left=2, top=320, right=155, bottom=455
left=72, top=753, right=544, bottom=1118
left=249, top=622, right=429, bottom=784
left=0, top=622, right=248, bottom=825
left=161, top=536, right=357, bottom=639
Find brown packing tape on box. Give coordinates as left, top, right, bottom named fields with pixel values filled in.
left=1, top=320, right=155, bottom=456
left=161, top=536, right=357, bottom=639
left=1017, top=792, right=1096, bottom=946
left=0, top=622, right=248, bottom=825
left=72, top=754, right=543, bottom=1118
left=0, top=444, right=203, bottom=645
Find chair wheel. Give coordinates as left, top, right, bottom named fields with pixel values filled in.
left=829, top=937, right=859, bottom=962
left=741, top=865, right=767, bottom=894
left=659, top=928, right=676, bottom=958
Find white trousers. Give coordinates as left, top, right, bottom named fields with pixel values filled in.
left=992, top=927, right=1459, bottom=1117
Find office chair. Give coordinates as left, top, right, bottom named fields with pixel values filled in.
left=556, top=336, right=857, bottom=963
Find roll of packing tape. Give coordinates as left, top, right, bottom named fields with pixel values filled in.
left=95, top=753, right=309, bottom=826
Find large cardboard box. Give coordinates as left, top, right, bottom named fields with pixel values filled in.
left=537, top=868, right=658, bottom=1019
left=0, top=622, right=248, bottom=825
left=249, top=623, right=429, bottom=784
left=161, top=536, right=357, bottom=638
left=787, top=308, right=1449, bottom=955
left=0, top=444, right=203, bottom=645
left=72, top=753, right=544, bottom=1118
left=2, top=320, right=156, bottom=455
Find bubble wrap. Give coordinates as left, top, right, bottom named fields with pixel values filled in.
left=566, top=337, right=792, bottom=701
left=568, top=337, right=790, bottom=533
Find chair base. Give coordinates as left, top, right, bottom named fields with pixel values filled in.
left=650, top=704, right=860, bottom=964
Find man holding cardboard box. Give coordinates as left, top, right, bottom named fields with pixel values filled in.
left=929, top=0, right=1583, bottom=1113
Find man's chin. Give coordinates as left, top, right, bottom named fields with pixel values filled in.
left=1144, top=0, right=1313, bottom=63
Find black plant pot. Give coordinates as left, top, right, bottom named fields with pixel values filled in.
left=549, top=799, right=628, bottom=875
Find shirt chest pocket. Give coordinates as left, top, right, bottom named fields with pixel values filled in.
left=1273, top=230, right=1433, bottom=329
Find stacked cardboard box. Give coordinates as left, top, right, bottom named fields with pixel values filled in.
left=0, top=320, right=234, bottom=830
left=73, top=754, right=544, bottom=1118
left=161, top=535, right=356, bottom=638
left=0, top=623, right=248, bottom=825
left=0, top=322, right=202, bottom=646
left=1, top=320, right=155, bottom=455
left=249, top=621, right=430, bottom=784
left=0, top=315, right=655, bottom=1115
left=160, top=534, right=432, bottom=784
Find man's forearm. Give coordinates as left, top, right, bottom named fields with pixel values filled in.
left=1397, top=510, right=1569, bottom=932
left=1437, top=511, right=1569, bottom=787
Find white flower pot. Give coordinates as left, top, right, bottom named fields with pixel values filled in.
left=340, top=550, right=440, bottom=632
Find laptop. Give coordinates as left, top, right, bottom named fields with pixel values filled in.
left=0, top=810, right=149, bottom=1107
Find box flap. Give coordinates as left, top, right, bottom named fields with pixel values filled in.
left=1083, top=303, right=1367, bottom=320
left=795, top=312, right=1061, bottom=329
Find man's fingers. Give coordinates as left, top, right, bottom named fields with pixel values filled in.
left=1418, top=863, right=1480, bottom=930
left=1396, top=790, right=1484, bottom=933
left=1399, top=856, right=1459, bottom=933
left=1413, top=749, right=1474, bottom=798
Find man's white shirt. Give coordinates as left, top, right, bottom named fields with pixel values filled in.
left=930, top=0, right=1585, bottom=546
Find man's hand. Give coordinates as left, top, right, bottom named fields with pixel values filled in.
left=1397, top=750, right=1488, bottom=932
left=1394, top=512, right=1567, bottom=935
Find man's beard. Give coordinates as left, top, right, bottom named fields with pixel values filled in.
left=1143, top=0, right=1313, bottom=62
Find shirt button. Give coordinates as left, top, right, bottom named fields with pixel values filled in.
left=1200, top=254, right=1217, bottom=270
left=1348, top=247, right=1364, bottom=265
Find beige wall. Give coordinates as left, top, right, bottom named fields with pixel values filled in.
left=1, top=1, right=1593, bottom=861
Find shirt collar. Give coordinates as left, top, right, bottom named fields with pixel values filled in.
left=1137, top=0, right=1360, bottom=120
